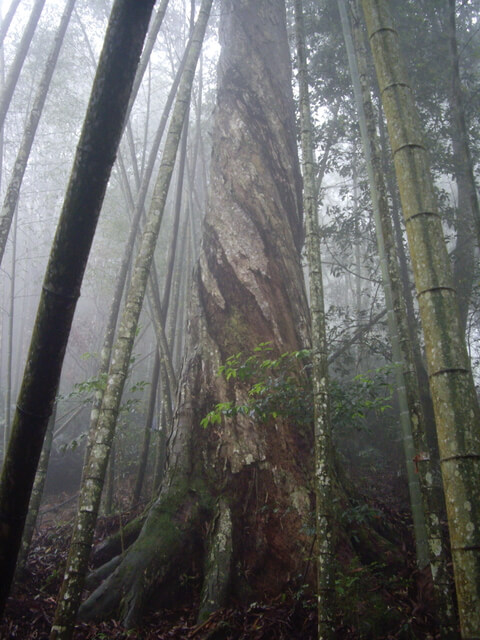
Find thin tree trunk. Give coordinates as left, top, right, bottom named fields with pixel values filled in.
left=0, top=0, right=155, bottom=620
left=131, top=351, right=160, bottom=505
left=0, top=0, right=46, bottom=130
left=328, top=308, right=387, bottom=363
left=341, top=1, right=457, bottom=633
left=293, top=2, right=335, bottom=638
left=448, top=0, right=480, bottom=332
left=103, top=440, right=115, bottom=516
left=352, top=153, right=364, bottom=370
left=117, top=150, right=177, bottom=394
left=377, top=105, right=439, bottom=456
left=152, top=399, right=168, bottom=492
left=341, top=0, right=429, bottom=567
left=4, top=203, right=16, bottom=452
left=53, top=405, right=84, bottom=440
left=120, top=111, right=183, bottom=388
left=51, top=4, right=212, bottom=637
left=0, top=0, right=76, bottom=267
left=140, top=62, right=151, bottom=180
left=15, top=400, right=58, bottom=580
left=84, top=44, right=188, bottom=460
left=154, top=376, right=172, bottom=493
left=126, top=0, right=170, bottom=119
left=0, top=0, right=22, bottom=47
left=161, top=120, right=189, bottom=318
left=0, top=13, right=4, bottom=193
left=362, top=1, right=480, bottom=635
left=167, top=213, right=190, bottom=371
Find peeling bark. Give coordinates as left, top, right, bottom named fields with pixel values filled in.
left=80, top=0, right=313, bottom=627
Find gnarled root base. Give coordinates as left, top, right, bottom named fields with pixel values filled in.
left=79, top=482, right=210, bottom=628
left=92, top=511, right=147, bottom=567
left=198, top=498, right=233, bottom=623
left=85, top=554, right=123, bottom=592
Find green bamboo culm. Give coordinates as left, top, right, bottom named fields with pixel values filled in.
left=339, top=1, right=457, bottom=635
left=337, top=0, right=429, bottom=573
left=361, top=0, right=480, bottom=637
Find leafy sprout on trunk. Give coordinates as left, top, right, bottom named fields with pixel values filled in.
left=201, top=343, right=395, bottom=433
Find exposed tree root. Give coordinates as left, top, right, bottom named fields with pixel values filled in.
left=92, top=511, right=147, bottom=567
left=197, top=498, right=233, bottom=623
left=85, top=554, right=122, bottom=591
left=79, top=482, right=210, bottom=627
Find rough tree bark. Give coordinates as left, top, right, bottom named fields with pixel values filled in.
left=79, top=0, right=313, bottom=628
left=51, top=3, right=213, bottom=637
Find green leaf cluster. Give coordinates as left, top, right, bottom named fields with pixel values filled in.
left=201, top=343, right=311, bottom=428
left=201, top=344, right=394, bottom=432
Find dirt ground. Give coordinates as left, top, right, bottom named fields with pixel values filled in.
left=1, top=473, right=444, bottom=640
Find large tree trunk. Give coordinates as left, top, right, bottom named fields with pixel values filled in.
left=80, top=0, right=313, bottom=627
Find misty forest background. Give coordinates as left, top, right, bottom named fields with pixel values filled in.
left=0, top=0, right=479, bottom=638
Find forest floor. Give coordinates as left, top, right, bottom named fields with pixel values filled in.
left=1, top=468, right=445, bottom=640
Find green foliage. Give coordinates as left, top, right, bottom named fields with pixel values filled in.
left=41, top=567, right=61, bottom=590
left=63, top=372, right=107, bottom=404
left=201, top=343, right=311, bottom=428
left=59, top=432, right=87, bottom=454
left=334, top=560, right=407, bottom=637
left=330, top=367, right=394, bottom=433
left=64, top=350, right=149, bottom=406
left=59, top=351, right=149, bottom=456
left=201, top=344, right=394, bottom=434
left=341, top=502, right=383, bottom=544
